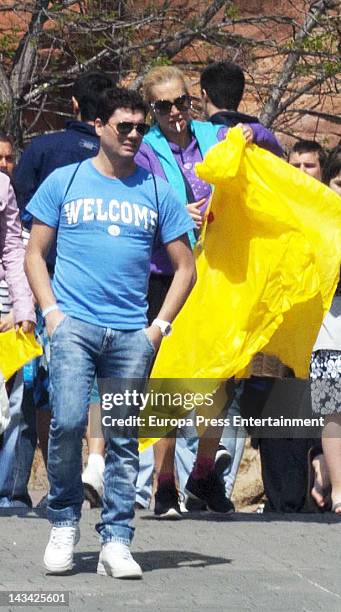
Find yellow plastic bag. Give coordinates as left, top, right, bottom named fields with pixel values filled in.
left=0, top=328, right=42, bottom=381
left=139, top=128, right=341, bottom=450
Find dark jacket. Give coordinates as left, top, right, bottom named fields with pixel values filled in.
left=209, top=110, right=283, bottom=158
left=14, top=120, right=99, bottom=271
left=209, top=109, right=259, bottom=126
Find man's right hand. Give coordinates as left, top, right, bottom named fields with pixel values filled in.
left=45, top=309, right=66, bottom=338
left=186, top=198, right=206, bottom=228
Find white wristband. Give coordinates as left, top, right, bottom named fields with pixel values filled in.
left=42, top=304, right=59, bottom=318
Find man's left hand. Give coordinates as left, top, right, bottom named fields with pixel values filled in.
left=144, top=325, right=163, bottom=351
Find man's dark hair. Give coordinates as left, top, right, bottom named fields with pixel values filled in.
left=72, top=72, right=114, bottom=122
left=200, top=61, right=245, bottom=110
left=0, top=132, right=13, bottom=146
left=96, top=87, right=148, bottom=124
left=289, top=140, right=327, bottom=169
left=322, top=146, right=341, bottom=186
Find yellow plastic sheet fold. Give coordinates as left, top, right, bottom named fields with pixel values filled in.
left=0, top=328, right=42, bottom=381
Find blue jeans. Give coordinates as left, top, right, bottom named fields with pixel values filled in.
left=0, top=371, right=37, bottom=508
left=48, top=315, right=155, bottom=544
left=220, top=397, right=246, bottom=497
left=136, top=446, right=154, bottom=508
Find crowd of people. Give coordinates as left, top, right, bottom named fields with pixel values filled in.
left=0, top=62, right=340, bottom=579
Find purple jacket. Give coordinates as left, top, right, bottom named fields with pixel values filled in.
left=135, top=120, right=283, bottom=275
left=0, top=174, right=36, bottom=324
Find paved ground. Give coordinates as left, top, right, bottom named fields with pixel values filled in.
left=1, top=506, right=341, bottom=612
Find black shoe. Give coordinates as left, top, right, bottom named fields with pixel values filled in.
left=185, top=495, right=207, bottom=512
left=134, top=501, right=146, bottom=510
left=154, top=483, right=182, bottom=520
left=214, top=445, right=232, bottom=477
left=185, top=472, right=235, bottom=514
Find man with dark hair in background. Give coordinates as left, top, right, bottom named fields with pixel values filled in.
left=0, top=133, right=14, bottom=178
left=15, top=71, right=114, bottom=219
left=200, top=61, right=282, bottom=154
left=288, top=140, right=327, bottom=180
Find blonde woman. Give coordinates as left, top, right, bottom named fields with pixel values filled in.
left=135, top=65, right=282, bottom=518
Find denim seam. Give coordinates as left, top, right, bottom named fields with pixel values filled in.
left=101, top=536, right=131, bottom=546
left=50, top=520, right=79, bottom=527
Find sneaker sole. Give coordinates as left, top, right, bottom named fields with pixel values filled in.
left=44, top=558, right=73, bottom=574
left=83, top=483, right=103, bottom=508
left=185, top=488, right=234, bottom=514
left=154, top=507, right=182, bottom=520
left=207, top=505, right=235, bottom=515
left=97, top=560, right=142, bottom=579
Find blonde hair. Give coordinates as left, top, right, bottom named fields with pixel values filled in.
left=142, top=66, right=188, bottom=103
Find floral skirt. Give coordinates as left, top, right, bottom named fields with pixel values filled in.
left=310, top=350, right=341, bottom=415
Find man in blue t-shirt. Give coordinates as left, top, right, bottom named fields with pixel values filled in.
left=25, top=87, right=196, bottom=579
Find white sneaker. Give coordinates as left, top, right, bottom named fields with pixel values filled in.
left=44, top=524, right=80, bottom=573
left=97, top=542, right=142, bottom=579
left=82, top=455, right=104, bottom=508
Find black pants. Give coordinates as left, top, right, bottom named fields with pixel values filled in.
left=240, top=377, right=320, bottom=512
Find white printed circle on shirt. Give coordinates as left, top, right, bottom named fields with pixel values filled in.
left=108, top=224, right=121, bottom=237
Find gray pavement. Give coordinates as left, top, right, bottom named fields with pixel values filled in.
left=1, top=507, right=341, bottom=612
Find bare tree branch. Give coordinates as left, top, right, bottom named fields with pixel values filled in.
left=284, top=107, right=341, bottom=124
left=10, top=0, right=50, bottom=97
left=260, top=0, right=338, bottom=127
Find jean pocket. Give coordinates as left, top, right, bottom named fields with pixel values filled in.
left=141, top=328, right=156, bottom=354
left=50, top=315, right=69, bottom=342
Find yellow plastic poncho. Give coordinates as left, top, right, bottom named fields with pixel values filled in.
left=153, top=128, right=341, bottom=381
left=139, top=128, right=341, bottom=450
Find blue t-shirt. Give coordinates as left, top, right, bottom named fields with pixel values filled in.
left=27, top=159, right=194, bottom=329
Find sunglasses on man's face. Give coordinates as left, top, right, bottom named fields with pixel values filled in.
left=108, top=121, right=150, bottom=136
left=151, top=94, right=191, bottom=115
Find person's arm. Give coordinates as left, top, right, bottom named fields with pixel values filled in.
left=145, top=234, right=196, bottom=349
left=24, top=219, right=64, bottom=337
left=0, top=180, right=35, bottom=331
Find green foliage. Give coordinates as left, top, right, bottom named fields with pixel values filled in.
left=152, top=55, right=173, bottom=67
left=0, top=32, right=18, bottom=58
left=301, top=32, right=335, bottom=52
left=294, top=63, right=314, bottom=77
left=0, top=100, right=11, bottom=125
left=325, top=60, right=341, bottom=76
left=225, top=3, right=239, bottom=19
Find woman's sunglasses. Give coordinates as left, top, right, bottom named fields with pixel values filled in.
left=109, top=121, right=150, bottom=136
left=151, top=94, right=191, bottom=116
